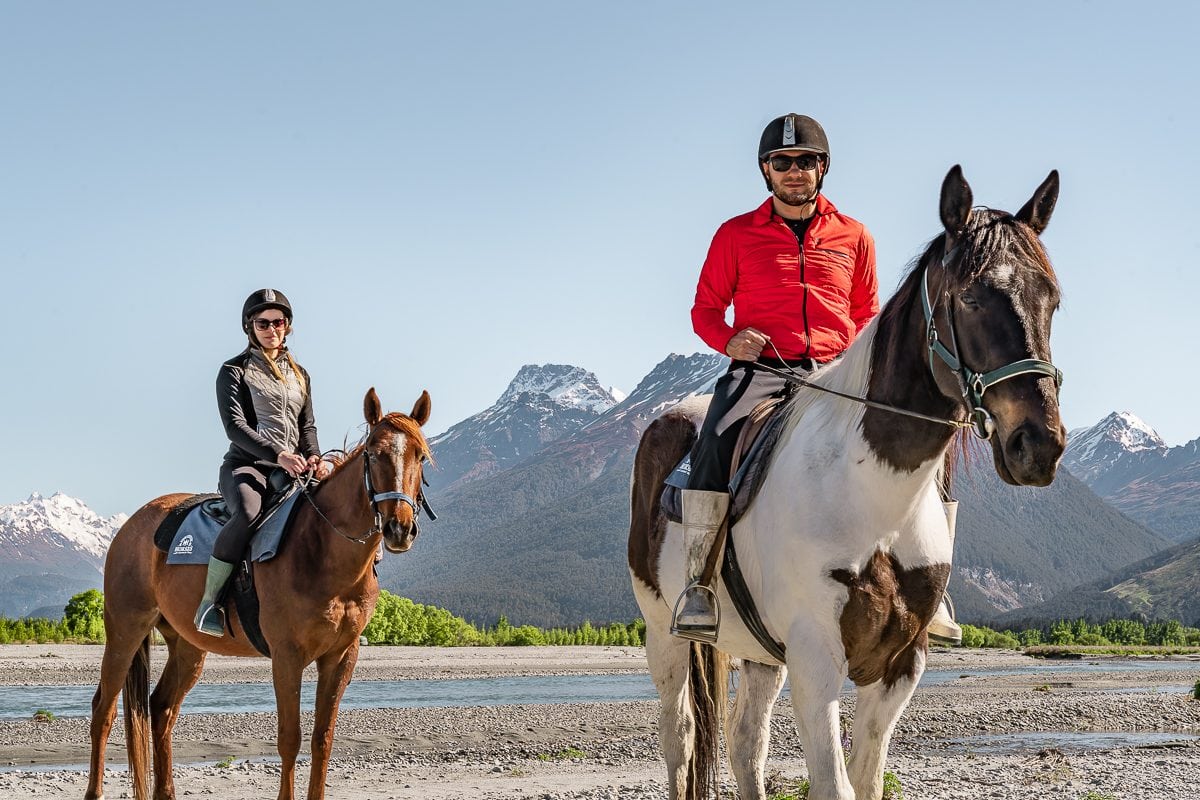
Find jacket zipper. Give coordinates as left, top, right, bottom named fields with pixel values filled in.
left=781, top=220, right=812, bottom=359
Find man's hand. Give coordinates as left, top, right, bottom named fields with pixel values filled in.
left=278, top=452, right=308, bottom=478
left=725, top=328, right=771, bottom=361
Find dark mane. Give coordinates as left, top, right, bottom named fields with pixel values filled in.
left=327, top=412, right=433, bottom=476
left=878, top=208, right=1059, bottom=334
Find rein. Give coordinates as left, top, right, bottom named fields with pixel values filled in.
left=300, top=437, right=438, bottom=546
left=761, top=244, right=1064, bottom=441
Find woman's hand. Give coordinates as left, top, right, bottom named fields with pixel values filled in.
left=278, top=452, right=308, bottom=478
left=308, top=454, right=332, bottom=480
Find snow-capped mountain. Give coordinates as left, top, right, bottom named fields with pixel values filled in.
left=1063, top=411, right=1167, bottom=484
left=1063, top=412, right=1200, bottom=544
left=0, top=493, right=126, bottom=618
left=428, top=364, right=622, bottom=489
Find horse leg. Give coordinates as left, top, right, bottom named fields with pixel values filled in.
left=271, top=648, right=307, bottom=800
left=847, top=649, right=925, bottom=800
left=149, top=628, right=208, bottom=800
left=85, top=615, right=157, bottom=800
left=728, top=660, right=787, bottom=800
left=786, top=624, right=853, bottom=800
left=304, top=644, right=359, bottom=800
left=644, top=623, right=696, bottom=800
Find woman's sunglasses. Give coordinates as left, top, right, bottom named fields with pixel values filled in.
left=253, top=318, right=288, bottom=331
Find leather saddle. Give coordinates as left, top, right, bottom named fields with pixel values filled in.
left=660, top=395, right=791, bottom=525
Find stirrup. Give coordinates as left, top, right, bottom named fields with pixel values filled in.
left=196, top=604, right=226, bottom=637
left=927, top=593, right=961, bottom=646
left=670, top=581, right=721, bottom=644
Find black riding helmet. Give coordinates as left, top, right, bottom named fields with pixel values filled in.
left=758, top=114, right=830, bottom=190
left=242, top=288, right=293, bottom=333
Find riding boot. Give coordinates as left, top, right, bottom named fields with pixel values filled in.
left=670, top=489, right=729, bottom=643
left=928, top=500, right=963, bottom=646
left=194, top=557, right=235, bottom=637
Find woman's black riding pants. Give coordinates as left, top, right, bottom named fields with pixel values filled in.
left=213, top=461, right=271, bottom=563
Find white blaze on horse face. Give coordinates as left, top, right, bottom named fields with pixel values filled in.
left=984, top=264, right=1058, bottom=409
left=386, top=432, right=408, bottom=493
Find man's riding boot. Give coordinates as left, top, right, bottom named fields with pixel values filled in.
left=671, top=489, right=729, bottom=643
left=194, top=557, right=235, bottom=637
left=928, top=500, right=963, bottom=646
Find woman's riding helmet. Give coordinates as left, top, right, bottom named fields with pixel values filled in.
left=242, top=288, right=293, bottom=333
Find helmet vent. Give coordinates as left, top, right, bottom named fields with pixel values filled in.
left=782, top=115, right=796, bottom=146
left=264, top=289, right=276, bottom=302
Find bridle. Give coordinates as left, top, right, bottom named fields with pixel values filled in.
left=301, top=425, right=438, bottom=546
left=758, top=237, right=1064, bottom=441
left=921, top=242, right=1064, bottom=440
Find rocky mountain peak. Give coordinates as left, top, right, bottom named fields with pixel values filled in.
left=1064, top=411, right=1167, bottom=484
left=0, top=492, right=127, bottom=560
left=496, top=364, right=619, bottom=415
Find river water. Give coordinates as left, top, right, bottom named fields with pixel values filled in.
left=2, top=659, right=1199, bottom=720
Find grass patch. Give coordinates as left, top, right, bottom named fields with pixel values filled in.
left=766, top=772, right=902, bottom=799
left=535, top=747, right=587, bottom=761
left=31, top=708, right=55, bottom=722
left=1080, top=792, right=1117, bottom=800
left=1192, top=680, right=1199, bottom=700
left=215, top=755, right=235, bottom=769
left=1026, top=645, right=1200, bottom=658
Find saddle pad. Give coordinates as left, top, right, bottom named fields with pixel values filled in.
left=164, top=487, right=302, bottom=565
left=154, top=494, right=217, bottom=552
left=659, top=397, right=792, bottom=526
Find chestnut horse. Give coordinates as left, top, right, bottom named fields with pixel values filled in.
left=629, top=167, right=1066, bottom=800
left=85, top=388, right=432, bottom=800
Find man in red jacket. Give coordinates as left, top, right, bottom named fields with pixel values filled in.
left=673, top=114, right=960, bottom=646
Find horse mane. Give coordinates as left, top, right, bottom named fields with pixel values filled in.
left=880, top=208, right=1059, bottom=333
left=326, top=412, right=434, bottom=476
left=778, top=315, right=878, bottom=441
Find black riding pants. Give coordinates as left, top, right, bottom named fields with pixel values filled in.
left=213, top=462, right=271, bottom=563
left=685, top=360, right=809, bottom=492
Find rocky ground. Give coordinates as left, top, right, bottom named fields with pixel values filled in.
left=0, top=645, right=1197, bottom=799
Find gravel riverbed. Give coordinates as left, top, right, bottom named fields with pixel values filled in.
left=0, top=645, right=1197, bottom=799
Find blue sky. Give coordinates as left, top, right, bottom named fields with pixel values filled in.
left=2, top=2, right=1197, bottom=516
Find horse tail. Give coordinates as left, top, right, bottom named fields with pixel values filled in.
left=122, top=635, right=152, bottom=800
left=686, top=641, right=730, bottom=800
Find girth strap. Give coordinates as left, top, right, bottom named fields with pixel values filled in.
left=720, top=530, right=787, bottom=665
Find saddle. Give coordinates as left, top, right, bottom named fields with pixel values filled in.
left=660, top=395, right=791, bottom=525
left=153, top=470, right=304, bottom=656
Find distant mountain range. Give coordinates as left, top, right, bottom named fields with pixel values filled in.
left=1062, top=411, right=1200, bottom=544
left=11, top=368, right=1200, bottom=628
left=0, top=493, right=126, bottom=618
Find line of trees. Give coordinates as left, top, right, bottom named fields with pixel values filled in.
left=4, top=588, right=1197, bottom=650
left=960, top=617, right=1200, bottom=649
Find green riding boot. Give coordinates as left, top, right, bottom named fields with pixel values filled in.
left=194, top=557, right=235, bottom=637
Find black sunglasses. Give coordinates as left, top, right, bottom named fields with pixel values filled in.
left=767, top=154, right=822, bottom=172
left=253, top=317, right=288, bottom=331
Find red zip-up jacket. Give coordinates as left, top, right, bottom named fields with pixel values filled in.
left=691, top=195, right=879, bottom=362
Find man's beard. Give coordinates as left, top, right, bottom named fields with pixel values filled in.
left=771, top=180, right=818, bottom=208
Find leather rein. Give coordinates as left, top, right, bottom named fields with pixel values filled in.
left=300, top=429, right=438, bottom=545
left=759, top=243, right=1063, bottom=441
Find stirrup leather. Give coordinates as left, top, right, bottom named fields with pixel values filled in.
left=670, top=580, right=721, bottom=643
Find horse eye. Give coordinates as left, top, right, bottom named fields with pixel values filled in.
left=960, top=293, right=979, bottom=308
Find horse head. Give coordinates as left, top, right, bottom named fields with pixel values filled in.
left=362, top=387, right=433, bottom=552
left=928, top=165, right=1066, bottom=486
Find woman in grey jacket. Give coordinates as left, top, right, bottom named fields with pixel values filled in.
left=195, top=288, right=331, bottom=636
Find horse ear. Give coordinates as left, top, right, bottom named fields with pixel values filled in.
left=1015, top=169, right=1060, bottom=235
left=410, top=390, right=431, bottom=427
left=364, top=387, right=383, bottom=426
left=940, top=164, right=973, bottom=239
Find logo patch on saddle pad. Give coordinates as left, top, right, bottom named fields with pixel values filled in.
left=162, top=487, right=303, bottom=565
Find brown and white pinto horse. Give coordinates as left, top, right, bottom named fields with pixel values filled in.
left=85, top=388, right=432, bottom=800
left=629, top=167, right=1066, bottom=800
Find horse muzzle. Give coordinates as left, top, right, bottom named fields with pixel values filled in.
left=992, top=417, right=1066, bottom=487
left=383, top=518, right=418, bottom=553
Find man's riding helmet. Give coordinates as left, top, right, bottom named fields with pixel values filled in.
left=241, top=288, right=293, bottom=333
left=758, top=113, right=830, bottom=190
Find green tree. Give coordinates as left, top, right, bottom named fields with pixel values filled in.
left=63, top=589, right=105, bottom=642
